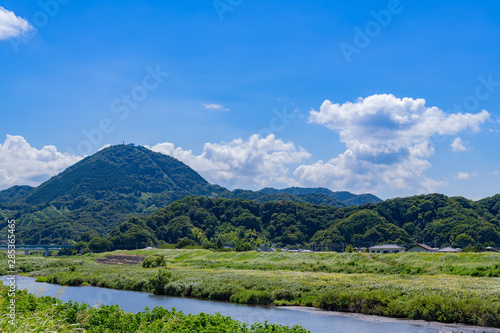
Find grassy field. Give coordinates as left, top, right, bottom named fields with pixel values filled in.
left=2, top=249, right=500, bottom=328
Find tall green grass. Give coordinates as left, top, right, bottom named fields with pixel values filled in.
left=3, top=249, right=500, bottom=327
left=0, top=285, right=308, bottom=332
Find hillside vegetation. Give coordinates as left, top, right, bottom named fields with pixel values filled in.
left=0, top=145, right=380, bottom=243
left=108, top=193, right=500, bottom=250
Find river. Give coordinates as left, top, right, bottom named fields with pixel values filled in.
left=2, top=276, right=498, bottom=333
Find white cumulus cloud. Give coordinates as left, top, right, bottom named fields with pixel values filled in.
left=295, top=94, right=489, bottom=193
left=450, top=137, right=467, bottom=152
left=0, top=135, right=82, bottom=190
left=203, top=103, right=229, bottom=111
left=456, top=172, right=471, bottom=180
left=0, top=7, right=32, bottom=40
left=148, top=134, right=310, bottom=189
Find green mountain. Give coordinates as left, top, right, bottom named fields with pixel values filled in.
left=1, top=144, right=225, bottom=243
left=24, top=144, right=218, bottom=205
left=223, top=189, right=347, bottom=207
left=0, top=144, right=384, bottom=244
left=109, top=193, right=500, bottom=250
left=0, top=185, right=33, bottom=205
left=259, top=187, right=381, bottom=206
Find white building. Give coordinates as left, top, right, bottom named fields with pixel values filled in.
left=368, top=244, right=404, bottom=254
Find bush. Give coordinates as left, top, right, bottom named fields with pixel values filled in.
left=88, top=237, right=112, bottom=253
left=57, top=248, right=77, bottom=256
left=142, top=255, right=166, bottom=268
left=175, top=238, right=197, bottom=249
left=203, top=241, right=218, bottom=250
left=230, top=290, right=273, bottom=305
left=148, top=268, right=173, bottom=295
left=235, top=242, right=253, bottom=252
left=158, top=244, right=175, bottom=249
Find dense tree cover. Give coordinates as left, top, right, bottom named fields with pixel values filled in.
left=0, top=145, right=380, bottom=244
left=260, top=187, right=381, bottom=206
left=109, top=194, right=500, bottom=249
left=0, top=185, right=33, bottom=204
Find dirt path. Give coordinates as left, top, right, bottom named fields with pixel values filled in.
left=95, top=254, right=146, bottom=265
left=365, top=253, right=390, bottom=265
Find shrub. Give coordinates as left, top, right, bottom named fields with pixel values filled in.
left=88, top=237, right=112, bottom=253
left=57, top=248, right=77, bottom=256
left=230, top=290, right=273, bottom=305
left=235, top=242, right=253, bottom=252
left=148, top=268, right=173, bottom=295
left=142, top=255, right=166, bottom=268
left=176, top=238, right=197, bottom=249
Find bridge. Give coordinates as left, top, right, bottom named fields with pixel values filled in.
left=0, top=244, right=76, bottom=257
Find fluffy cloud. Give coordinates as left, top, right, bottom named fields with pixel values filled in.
left=148, top=134, right=310, bottom=189
left=0, top=135, right=82, bottom=190
left=295, top=94, right=489, bottom=193
left=203, top=103, right=229, bottom=111
left=0, top=7, right=32, bottom=40
left=450, top=137, right=467, bottom=152
left=456, top=172, right=471, bottom=180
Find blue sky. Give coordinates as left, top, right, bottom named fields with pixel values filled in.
left=0, top=0, right=499, bottom=199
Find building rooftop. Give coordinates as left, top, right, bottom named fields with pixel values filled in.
left=369, top=244, right=404, bottom=250
left=408, top=244, right=435, bottom=251
left=437, top=247, right=462, bottom=252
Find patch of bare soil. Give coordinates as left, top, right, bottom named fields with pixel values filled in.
left=95, top=254, right=146, bottom=265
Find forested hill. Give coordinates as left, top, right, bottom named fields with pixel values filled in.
left=0, top=144, right=224, bottom=243
left=108, top=193, right=500, bottom=250
left=0, top=185, right=33, bottom=204
left=259, top=187, right=381, bottom=206
left=24, top=144, right=217, bottom=205
left=0, top=144, right=381, bottom=244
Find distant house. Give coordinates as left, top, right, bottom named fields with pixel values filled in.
left=407, top=244, right=436, bottom=253
left=437, top=247, right=462, bottom=253
left=368, top=244, right=404, bottom=254
left=480, top=246, right=499, bottom=253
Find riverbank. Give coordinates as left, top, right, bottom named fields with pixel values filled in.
left=0, top=283, right=308, bottom=332
left=282, top=306, right=500, bottom=333
left=3, top=249, right=500, bottom=328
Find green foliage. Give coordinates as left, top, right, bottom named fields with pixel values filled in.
left=75, top=240, right=89, bottom=253
left=175, top=238, right=198, bottom=249
left=4, top=250, right=500, bottom=328
left=110, top=193, right=500, bottom=250
left=142, top=254, right=166, bottom=268
left=88, top=237, right=112, bottom=253
left=57, top=248, right=77, bottom=256
left=148, top=268, right=173, bottom=295
left=0, top=284, right=308, bottom=332
left=235, top=242, right=253, bottom=252
left=0, top=145, right=384, bottom=244
left=0, top=185, right=33, bottom=204
left=2, top=144, right=500, bottom=253
left=345, top=245, right=354, bottom=253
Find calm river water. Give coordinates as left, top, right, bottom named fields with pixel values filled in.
left=2, top=276, right=498, bottom=333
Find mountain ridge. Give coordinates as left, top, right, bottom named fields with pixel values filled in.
left=0, top=144, right=381, bottom=243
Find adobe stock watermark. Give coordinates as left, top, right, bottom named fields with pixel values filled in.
left=66, top=65, right=169, bottom=156
left=258, top=106, right=297, bottom=138
left=10, top=0, right=72, bottom=54
left=431, top=74, right=499, bottom=145
left=340, top=0, right=407, bottom=64
left=6, top=219, right=17, bottom=326
left=213, top=0, right=243, bottom=21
